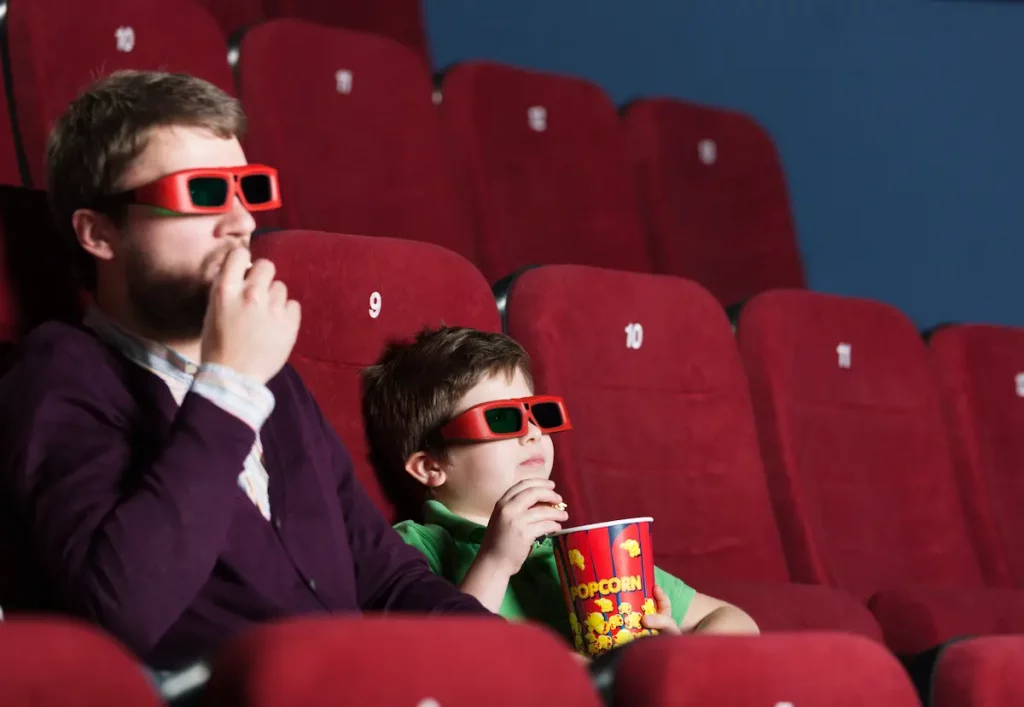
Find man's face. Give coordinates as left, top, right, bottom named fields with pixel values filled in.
left=112, top=125, right=256, bottom=340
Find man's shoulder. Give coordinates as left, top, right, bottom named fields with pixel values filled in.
left=0, top=321, right=126, bottom=399
left=16, top=319, right=118, bottom=368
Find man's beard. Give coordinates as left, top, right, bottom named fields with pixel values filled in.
left=123, top=245, right=225, bottom=342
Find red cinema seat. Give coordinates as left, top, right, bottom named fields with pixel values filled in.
left=930, top=324, right=1024, bottom=588
left=625, top=98, right=804, bottom=306
left=614, top=633, right=920, bottom=707
left=251, top=230, right=499, bottom=521
left=738, top=290, right=1024, bottom=653
left=267, top=0, right=430, bottom=64
left=440, top=62, right=652, bottom=282
left=193, top=0, right=266, bottom=37
left=932, top=636, right=1024, bottom=707
left=204, top=616, right=600, bottom=707
left=0, top=617, right=162, bottom=707
left=0, top=55, right=22, bottom=187
left=5, top=0, right=234, bottom=188
left=236, top=20, right=472, bottom=260
left=503, top=265, right=882, bottom=639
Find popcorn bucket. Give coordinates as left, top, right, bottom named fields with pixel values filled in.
left=549, top=517, right=657, bottom=657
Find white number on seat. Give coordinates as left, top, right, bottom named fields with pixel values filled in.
left=837, top=342, right=852, bottom=369
left=528, top=105, right=547, bottom=132
left=115, top=26, right=136, bottom=53
left=698, top=138, right=717, bottom=165
left=369, top=291, right=382, bottom=319
left=625, top=322, right=644, bottom=349
left=336, top=69, right=353, bottom=94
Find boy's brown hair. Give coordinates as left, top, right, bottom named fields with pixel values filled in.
left=361, top=326, right=534, bottom=520
left=45, top=70, right=247, bottom=289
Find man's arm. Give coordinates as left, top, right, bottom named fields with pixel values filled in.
left=4, top=349, right=259, bottom=656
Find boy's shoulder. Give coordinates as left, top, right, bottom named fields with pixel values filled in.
left=393, top=518, right=454, bottom=550
left=392, top=518, right=456, bottom=575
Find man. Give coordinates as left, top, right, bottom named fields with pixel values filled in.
left=0, top=70, right=489, bottom=668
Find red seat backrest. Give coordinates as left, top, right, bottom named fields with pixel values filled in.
left=6, top=0, right=233, bottom=187
left=252, top=230, right=499, bottom=521
left=625, top=98, right=804, bottom=306
left=267, top=0, right=430, bottom=64
left=0, top=618, right=163, bottom=706
left=238, top=20, right=473, bottom=261
left=505, top=265, right=790, bottom=585
left=441, top=62, right=652, bottom=282
left=205, top=616, right=601, bottom=707
left=931, top=324, right=1024, bottom=588
left=738, top=290, right=996, bottom=599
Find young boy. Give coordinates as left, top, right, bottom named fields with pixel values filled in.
left=361, top=326, right=759, bottom=647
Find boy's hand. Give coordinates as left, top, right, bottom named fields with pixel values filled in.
left=479, top=479, right=568, bottom=577
left=641, top=585, right=682, bottom=635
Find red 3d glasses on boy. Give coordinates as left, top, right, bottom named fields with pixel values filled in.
left=440, top=396, right=572, bottom=442
left=94, top=165, right=281, bottom=215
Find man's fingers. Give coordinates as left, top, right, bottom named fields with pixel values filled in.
left=268, top=280, right=288, bottom=308
left=214, top=246, right=251, bottom=295
left=244, top=259, right=276, bottom=294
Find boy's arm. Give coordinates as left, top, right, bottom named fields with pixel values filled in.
left=647, top=568, right=759, bottom=635
left=680, top=593, right=760, bottom=635
left=460, top=479, right=568, bottom=614
left=395, top=522, right=511, bottom=614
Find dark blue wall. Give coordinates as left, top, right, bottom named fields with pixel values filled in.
left=424, top=0, right=1024, bottom=328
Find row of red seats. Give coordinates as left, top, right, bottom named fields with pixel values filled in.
left=2, top=198, right=1023, bottom=657
left=0, top=0, right=802, bottom=307
left=4, top=616, right=1022, bottom=707
left=193, top=0, right=431, bottom=62
left=253, top=229, right=1024, bottom=657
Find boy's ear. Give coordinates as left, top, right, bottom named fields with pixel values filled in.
left=405, top=452, right=447, bottom=489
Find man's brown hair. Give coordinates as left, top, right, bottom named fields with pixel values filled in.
left=45, top=70, right=247, bottom=288
left=361, top=326, right=534, bottom=520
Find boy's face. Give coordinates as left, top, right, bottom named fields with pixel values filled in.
left=437, top=368, right=556, bottom=519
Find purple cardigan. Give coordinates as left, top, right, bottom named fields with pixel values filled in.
left=0, top=322, right=488, bottom=667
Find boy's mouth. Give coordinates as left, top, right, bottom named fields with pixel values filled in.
left=520, top=454, right=546, bottom=467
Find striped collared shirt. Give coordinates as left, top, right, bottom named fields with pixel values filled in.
left=84, top=307, right=274, bottom=520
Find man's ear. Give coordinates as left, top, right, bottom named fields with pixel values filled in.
left=71, top=208, right=119, bottom=262
left=405, top=451, right=447, bottom=489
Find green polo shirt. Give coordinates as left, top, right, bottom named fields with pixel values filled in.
left=394, top=500, right=696, bottom=646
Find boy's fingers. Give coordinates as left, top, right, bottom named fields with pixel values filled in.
left=497, top=479, right=554, bottom=505
left=504, top=486, right=562, bottom=513
left=654, top=585, right=673, bottom=616
left=642, top=613, right=681, bottom=634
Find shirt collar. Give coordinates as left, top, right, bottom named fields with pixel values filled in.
left=421, top=499, right=553, bottom=553
left=83, top=306, right=200, bottom=382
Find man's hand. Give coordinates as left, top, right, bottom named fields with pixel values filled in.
left=478, top=479, right=568, bottom=577
left=641, top=585, right=682, bottom=635
left=200, top=248, right=301, bottom=384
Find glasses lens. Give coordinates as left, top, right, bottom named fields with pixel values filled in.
left=484, top=407, right=523, bottom=435
left=530, top=402, right=565, bottom=429
left=240, top=174, right=273, bottom=204
left=188, top=177, right=229, bottom=207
